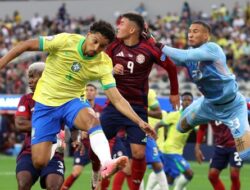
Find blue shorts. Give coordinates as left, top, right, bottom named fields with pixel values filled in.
left=73, top=149, right=90, bottom=166
left=32, top=98, right=90, bottom=145
left=16, top=154, right=65, bottom=189
left=100, top=104, right=147, bottom=145
left=146, top=137, right=161, bottom=164
left=160, top=153, right=191, bottom=179
left=112, top=136, right=132, bottom=159
left=210, top=146, right=243, bottom=170
left=179, top=92, right=249, bottom=139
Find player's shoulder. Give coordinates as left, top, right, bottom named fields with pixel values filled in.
left=202, top=42, right=222, bottom=51
left=20, top=93, right=33, bottom=101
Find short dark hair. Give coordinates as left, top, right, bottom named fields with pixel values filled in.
left=181, top=92, right=193, bottom=100
left=89, top=20, right=115, bottom=43
left=192, top=20, right=211, bottom=34
left=122, top=12, right=144, bottom=34
left=86, top=83, right=97, bottom=90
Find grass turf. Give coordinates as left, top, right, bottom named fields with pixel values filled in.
left=0, top=155, right=249, bottom=189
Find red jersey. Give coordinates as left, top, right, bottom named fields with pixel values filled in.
left=15, top=93, right=34, bottom=160
left=93, top=103, right=103, bottom=113
left=15, top=93, right=63, bottom=160
left=197, top=121, right=235, bottom=148
left=106, top=38, right=178, bottom=107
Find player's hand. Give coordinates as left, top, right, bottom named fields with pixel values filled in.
left=194, top=145, right=205, bottom=164
left=155, top=42, right=164, bottom=50
left=138, top=120, right=157, bottom=140
left=113, top=64, right=124, bottom=75
left=169, top=94, right=180, bottom=110
left=72, top=140, right=85, bottom=156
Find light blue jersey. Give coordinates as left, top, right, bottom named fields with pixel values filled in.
left=162, top=42, right=237, bottom=104
left=162, top=42, right=250, bottom=160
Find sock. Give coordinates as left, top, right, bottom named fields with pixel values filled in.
left=131, top=157, right=146, bottom=190
left=101, top=178, right=110, bottom=190
left=112, top=171, right=126, bottom=190
left=231, top=169, right=240, bottom=190
left=126, top=175, right=134, bottom=189
left=174, top=174, right=189, bottom=190
left=88, top=125, right=112, bottom=166
left=61, top=174, right=78, bottom=190
left=91, top=170, right=100, bottom=189
left=152, top=184, right=161, bottom=190
left=146, top=172, right=158, bottom=190
left=139, top=178, right=144, bottom=190
left=154, top=169, right=169, bottom=190
left=89, top=147, right=101, bottom=172
left=209, top=171, right=225, bottom=190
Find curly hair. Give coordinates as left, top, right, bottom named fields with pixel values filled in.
left=89, top=20, right=115, bottom=43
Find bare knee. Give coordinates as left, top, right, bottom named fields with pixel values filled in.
left=17, top=179, right=32, bottom=190
left=17, top=172, right=33, bottom=190
left=46, top=175, right=64, bottom=190
left=32, top=155, right=49, bottom=169
left=152, top=162, right=163, bottom=172
left=131, top=144, right=145, bottom=159
left=72, top=165, right=83, bottom=177
left=184, top=169, right=194, bottom=181
left=74, top=108, right=98, bottom=131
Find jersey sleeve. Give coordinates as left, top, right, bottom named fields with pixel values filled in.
left=39, top=33, right=67, bottom=53
left=15, top=95, right=31, bottom=118
left=196, top=124, right=208, bottom=144
left=99, top=57, right=116, bottom=90
left=158, top=57, right=179, bottom=95
left=147, top=42, right=179, bottom=95
left=162, top=42, right=219, bottom=63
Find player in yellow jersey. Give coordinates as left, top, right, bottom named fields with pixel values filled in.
left=145, top=89, right=169, bottom=190
left=153, top=92, right=194, bottom=190
left=0, top=20, right=156, bottom=179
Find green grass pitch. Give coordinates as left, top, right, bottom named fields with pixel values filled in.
left=0, top=155, right=249, bottom=189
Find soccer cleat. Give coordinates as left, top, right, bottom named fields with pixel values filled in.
left=100, top=156, right=128, bottom=179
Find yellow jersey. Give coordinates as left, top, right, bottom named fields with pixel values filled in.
left=159, top=111, right=191, bottom=155
left=34, top=33, right=115, bottom=106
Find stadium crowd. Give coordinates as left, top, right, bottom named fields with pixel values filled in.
left=0, top=2, right=250, bottom=95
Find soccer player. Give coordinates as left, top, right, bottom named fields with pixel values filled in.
left=0, top=20, right=156, bottom=179
left=159, top=20, right=250, bottom=160
left=101, top=13, right=179, bottom=190
left=111, top=89, right=169, bottom=190
left=15, top=62, right=65, bottom=190
left=144, top=89, right=169, bottom=190
left=150, top=92, right=194, bottom=190
left=195, top=122, right=243, bottom=190
left=61, top=84, right=103, bottom=190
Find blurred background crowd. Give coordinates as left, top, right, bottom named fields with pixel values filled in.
left=1, top=1, right=250, bottom=154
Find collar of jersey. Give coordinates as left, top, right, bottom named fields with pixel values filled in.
left=77, top=38, right=97, bottom=60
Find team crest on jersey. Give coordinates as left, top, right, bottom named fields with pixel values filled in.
left=71, top=62, right=82, bottom=72
left=136, top=54, right=145, bottom=64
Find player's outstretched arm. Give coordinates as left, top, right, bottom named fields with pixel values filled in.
left=105, top=87, right=157, bottom=139
left=0, top=39, right=39, bottom=70
left=160, top=44, right=215, bottom=63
